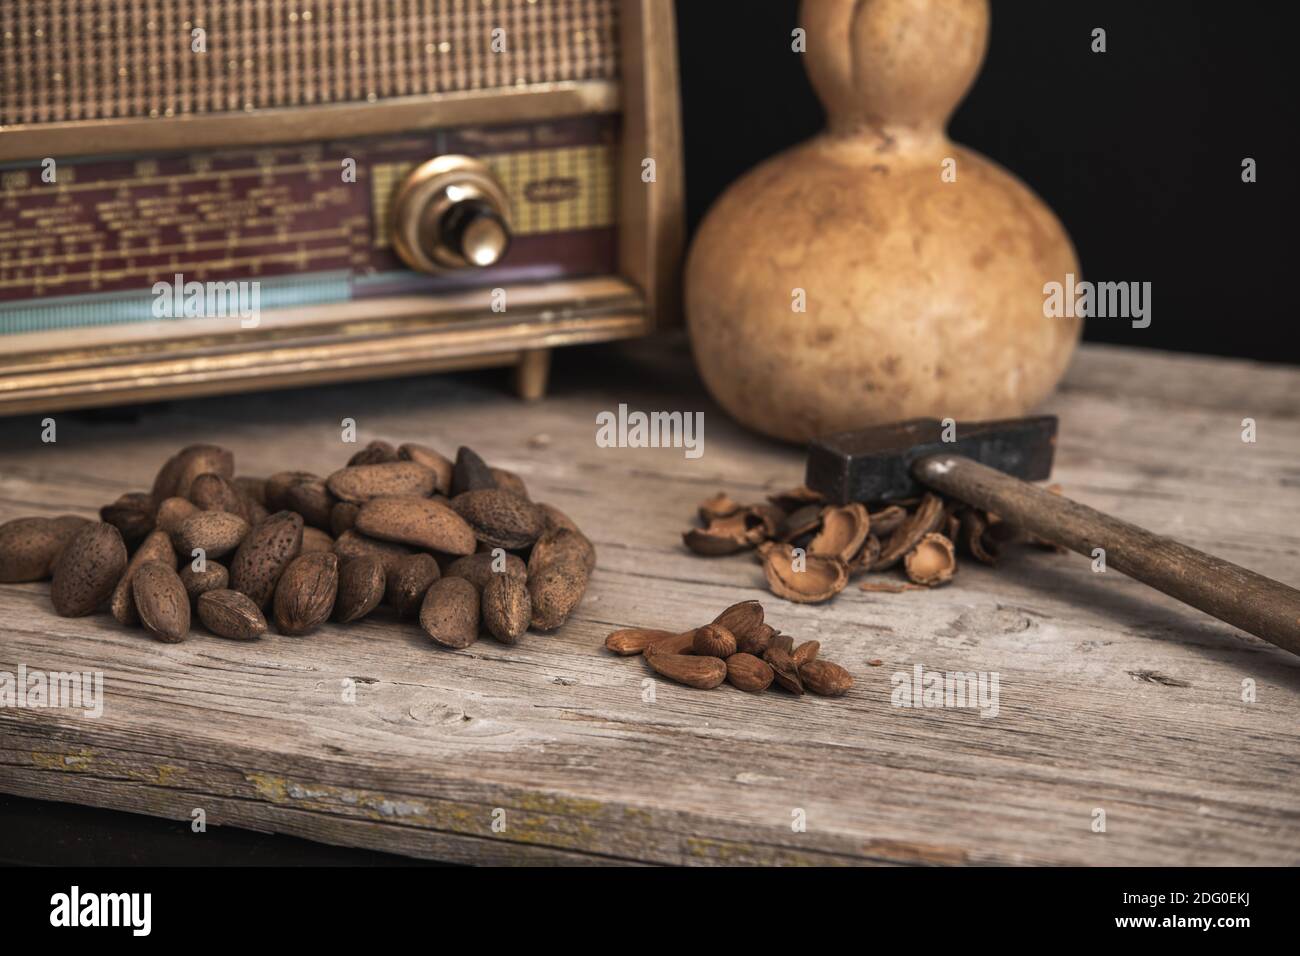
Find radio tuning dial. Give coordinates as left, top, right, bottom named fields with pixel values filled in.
left=390, top=156, right=513, bottom=274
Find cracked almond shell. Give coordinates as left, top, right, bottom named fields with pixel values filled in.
left=903, top=532, right=957, bottom=587
left=758, top=541, right=849, bottom=604
left=872, top=493, right=947, bottom=571
left=809, top=503, right=870, bottom=563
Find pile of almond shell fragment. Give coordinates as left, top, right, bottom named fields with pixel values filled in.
left=683, top=486, right=1064, bottom=603
left=0, top=440, right=595, bottom=648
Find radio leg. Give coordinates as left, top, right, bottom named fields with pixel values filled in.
left=514, top=349, right=551, bottom=401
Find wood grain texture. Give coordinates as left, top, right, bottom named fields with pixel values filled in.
left=1, top=338, right=1298, bottom=865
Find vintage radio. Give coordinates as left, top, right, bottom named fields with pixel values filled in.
left=0, top=0, right=683, bottom=412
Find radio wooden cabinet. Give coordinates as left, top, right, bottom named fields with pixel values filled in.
left=0, top=0, right=684, bottom=411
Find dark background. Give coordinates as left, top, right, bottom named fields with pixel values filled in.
left=674, top=0, right=1296, bottom=364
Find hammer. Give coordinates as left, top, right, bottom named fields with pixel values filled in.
left=806, top=416, right=1300, bottom=657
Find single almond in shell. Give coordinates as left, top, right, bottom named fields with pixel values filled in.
left=197, top=589, right=267, bottom=640
left=397, top=443, right=452, bottom=494
left=528, top=526, right=596, bottom=575
left=419, top=576, right=480, bottom=649
left=725, top=653, right=775, bottom=692
left=330, top=501, right=360, bottom=537
left=335, top=555, right=386, bottom=623
left=283, top=477, right=336, bottom=530
left=100, top=492, right=155, bottom=548
left=349, top=439, right=399, bottom=466
left=229, top=511, right=304, bottom=608
left=155, top=497, right=199, bottom=536
left=188, top=472, right=247, bottom=519
left=482, top=572, right=531, bottom=644
left=175, top=510, right=250, bottom=560
left=301, top=526, right=334, bottom=553
left=445, top=551, right=527, bottom=590
left=0, top=515, right=89, bottom=583
left=327, top=461, right=437, bottom=503
left=110, top=528, right=177, bottom=625
left=527, top=557, right=588, bottom=631
left=451, top=446, right=496, bottom=496
left=265, top=471, right=318, bottom=512
left=51, top=522, right=128, bottom=617
left=386, top=552, right=441, bottom=618
left=355, top=495, right=476, bottom=555
left=180, top=560, right=229, bottom=600
left=273, top=552, right=338, bottom=635
left=333, top=529, right=413, bottom=575
left=132, top=561, right=191, bottom=643
left=151, top=444, right=235, bottom=507
left=451, top=488, right=544, bottom=550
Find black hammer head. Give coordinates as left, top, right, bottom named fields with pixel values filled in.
left=806, top=416, right=1057, bottom=504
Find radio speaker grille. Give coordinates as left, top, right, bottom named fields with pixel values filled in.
left=1, top=0, right=620, bottom=126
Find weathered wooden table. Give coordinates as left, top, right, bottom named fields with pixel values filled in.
left=1, top=338, right=1297, bottom=865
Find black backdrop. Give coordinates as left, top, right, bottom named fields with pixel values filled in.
left=674, top=0, right=1297, bottom=364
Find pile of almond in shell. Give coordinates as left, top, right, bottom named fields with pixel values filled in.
left=0, top=441, right=595, bottom=647
left=605, top=599, right=853, bottom=697
left=683, top=485, right=1062, bottom=602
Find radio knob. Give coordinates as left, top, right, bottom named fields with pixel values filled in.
left=390, top=156, right=513, bottom=274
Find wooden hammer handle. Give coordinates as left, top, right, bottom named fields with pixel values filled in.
left=914, top=454, right=1300, bottom=656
